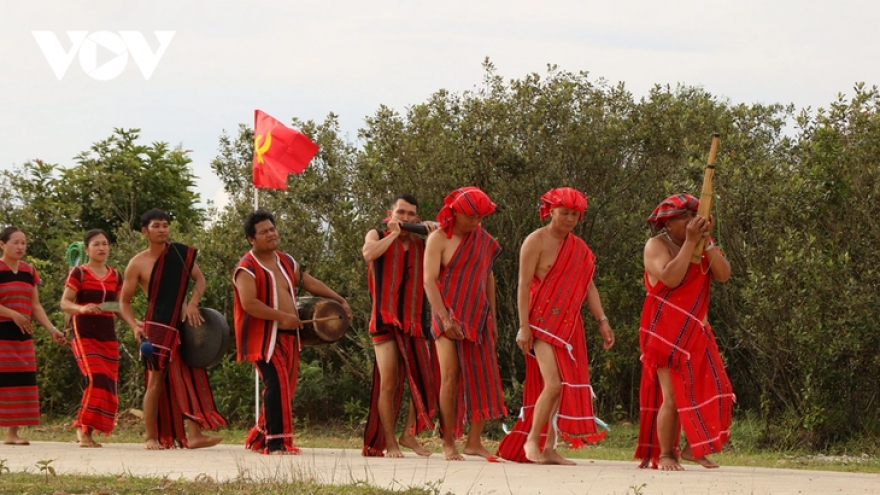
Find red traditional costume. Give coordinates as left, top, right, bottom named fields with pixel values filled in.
left=432, top=187, right=507, bottom=432
left=233, top=250, right=301, bottom=454
left=362, top=230, right=438, bottom=456
left=67, top=265, right=123, bottom=436
left=0, top=261, right=41, bottom=427
left=143, top=243, right=227, bottom=448
left=498, top=188, right=607, bottom=462
left=635, top=194, right=735, bottom=468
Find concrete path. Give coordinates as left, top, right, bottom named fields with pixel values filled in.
left=2, top=442, right=878, bottom=494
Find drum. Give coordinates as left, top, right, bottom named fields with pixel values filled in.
left=180, top=308, right=232, bottom=369
left=287, top=297, right=349, bottom=347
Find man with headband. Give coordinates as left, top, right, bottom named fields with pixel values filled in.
left=497, top=187, right=615, bottom=464
left=424, top=186, right=506, bottom=461
left=635, top=194, right=733, bottom=470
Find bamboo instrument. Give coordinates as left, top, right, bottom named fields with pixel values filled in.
left=692, top=133, right=720, bottom=263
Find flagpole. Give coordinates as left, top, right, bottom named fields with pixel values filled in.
left=253, top=186, right=260, bottom=422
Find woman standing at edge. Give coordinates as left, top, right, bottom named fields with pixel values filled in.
left=0, top=226, right=67, bottom=445
left=61, top=229, right=123, bottom=448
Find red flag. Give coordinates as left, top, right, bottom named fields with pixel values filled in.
left=252, top=109, right=318, bottom=190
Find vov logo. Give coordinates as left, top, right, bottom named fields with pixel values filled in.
left=32, top=31, right=175, bottom=81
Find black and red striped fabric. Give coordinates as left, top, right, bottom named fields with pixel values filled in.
left=67, top=265, right=122, bottom=435
left=144, top=243, right=226, bottom=448
left=233, top=250, right=300, bottom=362
left=497, top=233, right=606, bottom=462
left=245, top=333, right=300, bottom=454
left=635, top=250, right=734, bottom=468
left=367, top=230, right=426, bottom=337
left=646, top=193, right=700, bottom=233
left=363, top=230, right=437, bottom=456
left=0, top=261, right=40, bottom=427
left=362, top=324, right=438, bottom=456
left=431, top=226, right=506, bottom=431
left=436, top=187, right=497, bottom=238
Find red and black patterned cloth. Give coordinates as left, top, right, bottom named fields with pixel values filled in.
left=67, top=265, right=123, bottom=436
left=646, top=193, right=699, bottom=232
left=362, top=230, right=438, bottom=456
left=144, top=243, right=226, bottom=449
left=0, top=261, right=40, bottom=427
left=635, top=250, right=734, bottom=468
left=233, top=250, right=302, bottom=454
left=436, top=186, right=497, bottom=238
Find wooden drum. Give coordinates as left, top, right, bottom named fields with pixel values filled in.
left=285, top=297, right=349, bottom=347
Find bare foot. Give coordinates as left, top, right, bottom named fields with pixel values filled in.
left=188, top=434, right=223, bottom=449
left=385, top=445, right=405, bottom=458
left=463, top=444, right=504, bottom=462
left=399, top=435, right=432, bottom=457
left=681, top=450, right=719, bottom=468
left=268, top=448, right=301, bottom=455
left=658, top=454, right=684, bottom=471
left=3, top=438, right=29, bottom=445
left=144, top=438, right=163, bottom=450
left=541, top=449, right=576, bottom=466
left=78, top=429, right=102, bottom=448
left=523, top=439, right=544, bottom=463
left=443, top=443, right=465, bottom=461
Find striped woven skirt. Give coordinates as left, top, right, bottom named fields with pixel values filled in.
left=0, top=320, right=39, bottom=426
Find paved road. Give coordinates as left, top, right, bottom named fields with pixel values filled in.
left=2, top=442, right=878, bottom=494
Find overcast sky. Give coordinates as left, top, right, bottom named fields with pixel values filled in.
left=2, top=1, right=877, bottom=210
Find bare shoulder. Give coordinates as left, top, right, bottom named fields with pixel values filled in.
left=425, top=229, right=447, bottom=250
left=125, top=250, right=153, bottom=276
left=644, top=235, right=672, bottom=261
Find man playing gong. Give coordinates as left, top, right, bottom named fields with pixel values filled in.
left=362, top=194, right=440, bottom=457
left=233, top=210, right=350, bottom=455
left=635, top=194, right=734, bottom=470
left=119, top=209, right=226, bottom=450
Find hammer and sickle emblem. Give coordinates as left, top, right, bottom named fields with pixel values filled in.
left=254, top=132, right=273, bottom=164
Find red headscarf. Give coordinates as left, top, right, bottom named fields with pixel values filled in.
left=539, top=187, right=588, bottom=221
left=646, top=193, right=699, bottom=233
left=436, top=186, right=496, bottom=238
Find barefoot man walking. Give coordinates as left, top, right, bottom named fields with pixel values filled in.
left=497, top=188, right=614, bottom=464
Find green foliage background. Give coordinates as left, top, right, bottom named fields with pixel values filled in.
left=2, top=62, right=878, bottom=450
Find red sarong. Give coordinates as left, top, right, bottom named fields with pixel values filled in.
left=145, top=243, right=227, bottom=449
left=635, top=254, right=735, bottom=468
left=431, top=227, right=506, bottom=431
left=67, top=265, right=122, bottom=435
left=0, top=261, right=40, bottom=427
left=497, top=234, right=607, bottom=462
left=363, top=231, right=437, bottom=456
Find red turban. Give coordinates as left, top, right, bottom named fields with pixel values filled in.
left=436, top=186, right=496, bottom=238
left=646, top=193, right=699, bottom=233
left=539, top=187, right=588, bottom=221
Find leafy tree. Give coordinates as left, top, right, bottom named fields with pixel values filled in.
left=61, top=128, right=204, bottom=237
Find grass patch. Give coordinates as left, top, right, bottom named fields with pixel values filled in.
left=0, top=472, right=442, bottom=495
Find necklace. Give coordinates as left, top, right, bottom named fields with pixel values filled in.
left=665, top=231, right=682, bottom=247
